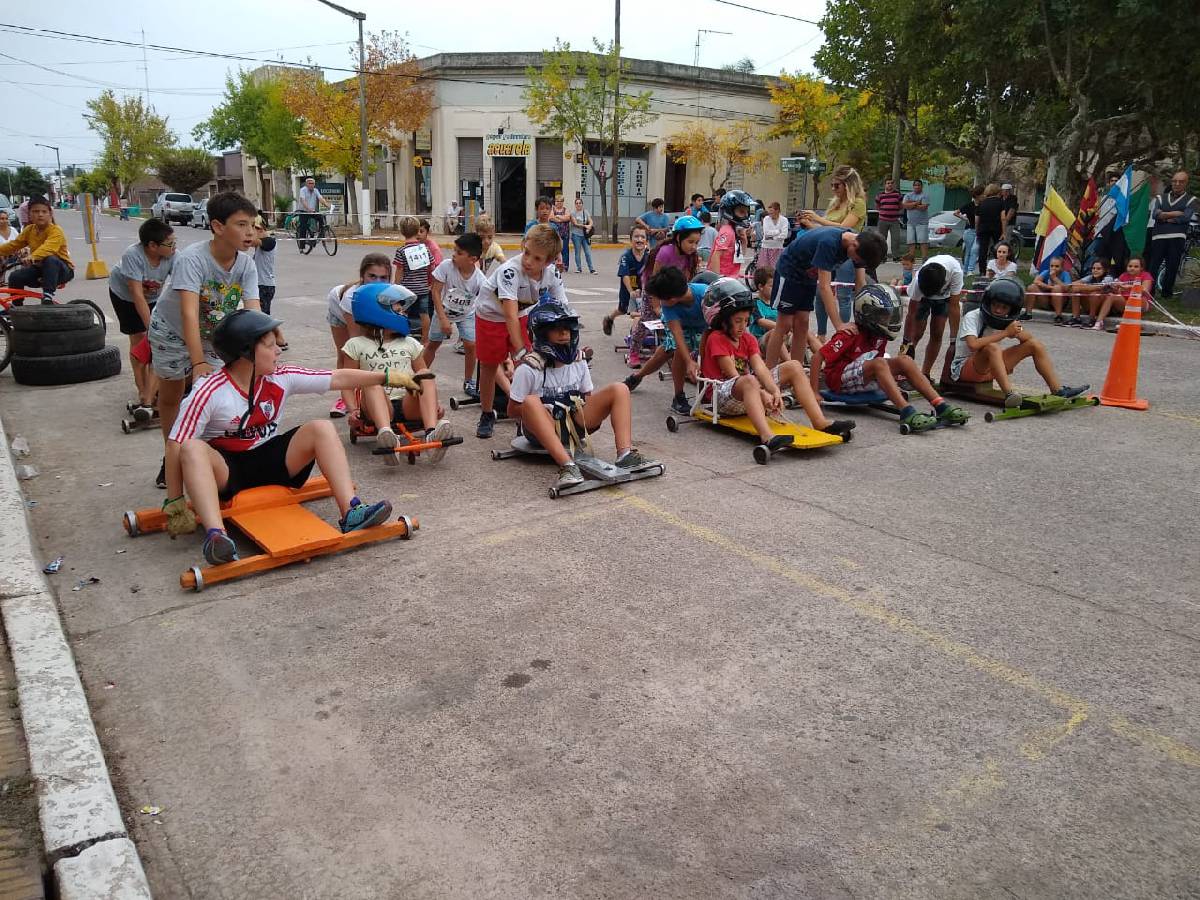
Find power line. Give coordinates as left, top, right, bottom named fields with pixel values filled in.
left=707, top=0, right=822, bottom=24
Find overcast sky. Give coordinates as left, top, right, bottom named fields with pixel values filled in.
left=0, top=0, right=825, bottom=176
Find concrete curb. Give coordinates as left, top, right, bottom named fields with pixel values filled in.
left=1026, top=307, right=1198, bottom=338
left=0, top=416, right=152, bottom=899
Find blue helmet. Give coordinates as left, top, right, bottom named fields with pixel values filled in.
left=350, top=282, right=413, bottom=336
left=719, top=189, right=754, bottom=228
left=672, top=214, right=703, bottom=234
left=528, top=301, right=581, bottom=365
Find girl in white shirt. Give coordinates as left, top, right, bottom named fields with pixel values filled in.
left=759, top=201, right=789, bottom=271
left=986, top=241, right=1018, bottom=279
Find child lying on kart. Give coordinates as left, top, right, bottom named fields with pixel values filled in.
left=949, top=278, right=1087, bottom=407
left=343, top=282, right=454, bottom=461
left=163, top=309, right=422, bottom=566
left=508, top=301, right=651, bottom=491
left=812, top=284, right=970, bottom=432
left=699, top=278, right=855, bottom=448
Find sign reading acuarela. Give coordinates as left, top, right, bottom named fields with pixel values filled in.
left=485, top=133, right=532, bottom=157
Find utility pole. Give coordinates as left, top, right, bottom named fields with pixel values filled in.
left=693, top=29, right=731, bottom=117
left=4, top=159, right=24, bottom=199
left=609, top=0, right=621, bottom=243
left=316, top=0, right=371, bottom=236
left=141, top=30, right=151, bottom=107
left=35, top=144, right=61, bottom=202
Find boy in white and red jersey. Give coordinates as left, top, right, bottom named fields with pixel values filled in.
left=164, top=309, right=421, bottom=565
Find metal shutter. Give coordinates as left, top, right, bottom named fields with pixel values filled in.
left=536, top=138, right=563, bottom=183
left=458, top=137, right=484, bottom=183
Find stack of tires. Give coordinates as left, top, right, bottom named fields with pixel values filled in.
left=9, top=301, right=121, bottom=386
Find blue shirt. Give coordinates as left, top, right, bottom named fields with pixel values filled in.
left=776, top=226, right=853, bottom=282
left=1038, top=266, right=1072, bottom=285
left=750, top=297, right=777, bottom=340
left=616, top=247, right=647, bottom=306
left=639, top=210, right=671, bottom=247
left=660, top=281, right=708, bottom=332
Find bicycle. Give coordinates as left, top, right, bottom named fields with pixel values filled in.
left=1174, top=220, right=1200, bottom=286
left=292, top=211, right=338, bottom=257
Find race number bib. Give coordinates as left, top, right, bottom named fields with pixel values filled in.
left=442, top=286, right=476, bottom=322
left=402, top=243, right=432, bottom=270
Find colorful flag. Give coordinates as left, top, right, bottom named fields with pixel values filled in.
left=1031, top=187, right=1075, bottom=273
left=1111, top=165, right=1133, bottom=231
left=1067, top=177, right=1099, bottom=266
left=1123, top=176, right=1153, bottom=257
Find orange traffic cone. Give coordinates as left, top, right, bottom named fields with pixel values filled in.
left=1099, top=282, right=1149, bottom=410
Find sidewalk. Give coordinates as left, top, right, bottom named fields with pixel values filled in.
left=0, top=632, right=45, bottom=899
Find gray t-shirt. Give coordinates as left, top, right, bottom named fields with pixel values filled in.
left=569, top=208, right=592, bottom=236
left=951, top=306, right=989, bottom=379
left=253, top=238, right=277, bottom=286
left=109, top=243, right=173, bottom=305
left=298, top=186, right=321, bottom=213
left=903, top=191, right=930, bottom=227
left=150, top=240, right=258, bottom=342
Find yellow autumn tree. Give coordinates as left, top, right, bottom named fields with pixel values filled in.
left=664, top=121, right=770, bottom=195
left=768, top=73, right=845, bottom=163
left=281, top=31, right=432, bottom=215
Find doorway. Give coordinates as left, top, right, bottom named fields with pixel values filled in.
left=664, top=149, right=687, bottom=213
left=494, top=157, right=527, bottom=233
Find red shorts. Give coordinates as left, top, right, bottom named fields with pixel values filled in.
left=131, top=335, right=152, bottom=365
left=958, top=354, right=995, bottom=383
left=475, top=315, right=531, bottom=366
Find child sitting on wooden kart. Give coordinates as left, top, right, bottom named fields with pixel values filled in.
left=343, top=282, right=455, bottom=461
left=812, top=284, right=971, bottom=432
left=163, top=309, right=422, bottom=566
left=509, top=301, right=653, bottom=492
left=949, top=278, right=1087, bottom=408
left=699, top=277, right=856, bottom=448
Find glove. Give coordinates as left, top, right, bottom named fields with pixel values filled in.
left=162, top=496, right=197, bottom=539
left=383, top=368, right=419, bottom=392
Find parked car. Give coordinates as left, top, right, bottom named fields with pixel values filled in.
left=151, top=192, right=194, bottom=225
left=190, top=199, right=210, bottom=229
left=1010, top=211, right=1038, bottom=248
left=0, top=193, right=15, bottom=224
left=928, top=211, right=966, bottom=250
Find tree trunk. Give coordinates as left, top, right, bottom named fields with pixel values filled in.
left=891, top=114, right=904, bottom=183
left=1046, top=91, right=1091, bottom=209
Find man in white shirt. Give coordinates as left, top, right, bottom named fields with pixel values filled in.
left=897, top=253, right=965, bottom=380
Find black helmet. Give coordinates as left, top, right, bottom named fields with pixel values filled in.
left=528, top=301, right=581, bottom=365
left=719, top=189, right=754, bottom=228
left=212, top=309, right=283, bottom=365
left=691, top=270, right=720, bottom=287
left=981, top=277, right=1024, bottom=330
left=701, top=276, right=756, bottom=327
left=852, top=284, right=903, bottom=340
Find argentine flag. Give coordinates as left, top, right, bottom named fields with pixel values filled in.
left=1110, top=165, right=1133, bottom=232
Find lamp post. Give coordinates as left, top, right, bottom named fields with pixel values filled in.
left=35, top=143, right=62, bottom=202
left=3, top=159, right=24, bottom=199
left=315, top=0, right=371, bottom=236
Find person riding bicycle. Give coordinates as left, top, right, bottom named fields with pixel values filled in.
left=296, top=177, right=330, bottom=254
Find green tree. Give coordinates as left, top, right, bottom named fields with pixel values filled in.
left=155, top=147, right=215, bottom=194
left=9, top=165, right=51, bottom=197
left=722, top=57, right=756, bottom=74
left=525, top=40, right=656, bottom=237
left=193, top=70, right=311, bottom=171
left=68, top=168, right=113, bottom=197
left=83, top=91, right=174, bottom=200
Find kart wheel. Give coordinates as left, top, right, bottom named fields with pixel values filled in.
left=121, top=419, right=133, bottom=434
left=491, top=450, right=501, bottom=460
left=666, top=416, right=679, bottom=433
left=407, top=452, right=417, bottom=465
left=657, top=371, right=666, bottom=381
left=189, top=566, right=204, bottom=593
left=899, top=423, right=912, bottom=435
left=123, top=510, right=139, bottom=536
left=548, top=487, right=560, bottom=499
left=753, top=445, right=769, bottom=465
left=984, top=412, right=996, bottom=423
left=349, top=432, right=357, bottom=444
left=398, top=514, right=414, bottom=538
left=841, top=429, right=853, bottom=443
left=449, top=397, right=460, bottom=410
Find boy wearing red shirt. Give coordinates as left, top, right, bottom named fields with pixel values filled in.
left=699, top=278, right=854, bottom=446
left=813, top=285, right=969, bottom=432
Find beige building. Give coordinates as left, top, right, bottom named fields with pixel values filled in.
left=242, top=53, right=809, bottom=233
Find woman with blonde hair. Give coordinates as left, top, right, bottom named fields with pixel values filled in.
left=800, top=164, right=867, bottom=339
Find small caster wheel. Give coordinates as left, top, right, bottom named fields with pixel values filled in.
left=657, top=371, right=666, bottom=381
left=398, top=514, right=414, bottom=538
left=189, top=566, right=204, bottom=592
left=491, top=450, right=501, bottom=460
left=126, top=400, right=137, bottom=413
left=121, top=419, right=132, bottom=434
left=984, top=411, right=996, bottom=423
left=753, top=444, right=770, bottom=465
left=548, top=487, right=560, bottom=499
left=407, top=452, right=417, bottom=465
left=841, top=429, right=853, bottom=443
left=123, top=510, right=139, bottom=536
left=666, top=415, right=679, bottom=433
left=449, top=397, right=460, bottom=410
left=349, top=432, right=358, bottom=444
left=899, top=423, right=912, bottom=435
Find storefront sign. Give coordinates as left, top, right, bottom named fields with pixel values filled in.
left=484, top=133, right=532, bottom=157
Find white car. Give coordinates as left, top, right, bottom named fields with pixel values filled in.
left=151, top=192, right=194, bottom=225
left=927, top=211, right=965, bottom=250
left=190, top=199, right=210, bottom=229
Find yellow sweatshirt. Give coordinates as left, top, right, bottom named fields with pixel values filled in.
left=0, top=222, right=74, bottom=268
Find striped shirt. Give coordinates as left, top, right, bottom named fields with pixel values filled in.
left=393, top=241, right=434, bottom=296
left=875, top=190, right=903, bottom=223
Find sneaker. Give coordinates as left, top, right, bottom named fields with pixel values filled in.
left=602, top=315, right=614, bottom=336
left=453, top=339, right=465, bottom=355
left=330, top=396, right=348, bottom=418
left=340, top=499, right=392, bottom=533
left=555, top=462, right=585, bottom=490
left=424, top=419, right=455, bottom=463
left=1066, top=316, right=1084, bottom=328
left=820, top=419, right=856, bottom=437
left=627, top=350, right=642, bottom=368
left=376, top=426, right=398, bottom=451
left=900, top=409, right=938, bottom=431
left=624, top=373, right=643, bottom=392
left=203, top=530, right=239, bottom=566
left=897, top=340, right=914, bottom=359
left=589, top=269, right=597, bottom=275
left=1004, top=390, right=1024, bottom=408
left=615, top=448, right=649, bottom=469
left=670, top=394, right=692, bottom=415
left=476, top=409, right=496, bottom=439
left=1018, top=311, right=1033, bottom=321
left=1091, top=320, right=1105, bottom=331
left=1054, top=384, right=1088, bottom=399
left=766, top=434, right=794, bottom=452
left=155, top=458, right=166, bottom=490
left=462, top=379, right=479, bottom=400
left=1053, top=315, right=1065, bottom=326
left=936, top=404, right=970, bottom=425
left=131, top=404, right=155, bottom=423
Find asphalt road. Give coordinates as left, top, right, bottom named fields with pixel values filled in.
left=3, top=211, right=1199, bottom=899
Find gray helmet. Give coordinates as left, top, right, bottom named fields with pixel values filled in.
left=852, top=284, right=902, bottom=340
left=702, top=276, right=756, bottom=327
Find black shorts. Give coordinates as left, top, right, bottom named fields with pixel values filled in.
left=259, top=285, right=276, bottom=315
left=916, top=296, right=950, bottom=321
left=771, top=269, right=816, bottom=314
left=406, top=293, right=432, bottom=329
left=217, top=426, right=314, bottom=499
left=109, top=289, right=152, bottom=335
left=617, top=291, right=632, bottom=314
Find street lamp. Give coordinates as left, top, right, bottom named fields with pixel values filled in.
left=35, top=143, right=62, bottom=201
left=315, top=0, right=371, bottom=237
left=3, top=158, right=24, bottom=199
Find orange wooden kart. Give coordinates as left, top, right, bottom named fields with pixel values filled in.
left=122, top=476, right=417, bottom=592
